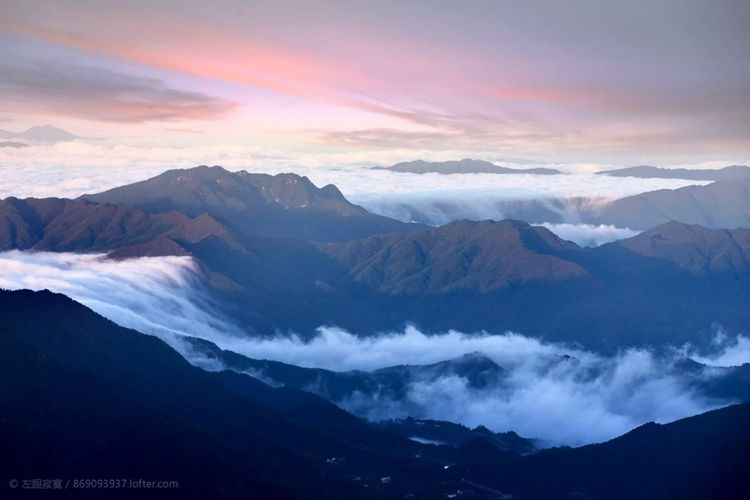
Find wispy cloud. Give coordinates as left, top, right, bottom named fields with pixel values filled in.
left=682, top=328, right=750, bottom=367
left=314, top=128, right=460, bottom=148
left=0, top=59, right=237, bottom=122
left=3, top=1, right=749, bottom=161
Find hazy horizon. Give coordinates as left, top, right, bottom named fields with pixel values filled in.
left=2, top=0, right=749, bottom=172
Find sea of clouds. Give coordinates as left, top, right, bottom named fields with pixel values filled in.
left=0, top=144, right=708, bottom=247
left=1, top=250, right=747, bottom=447
left=0, top=160, right=707, bottom=203
left=212, top=325, right=747, bottom=446
left=0, top=161, right=689, bottom=246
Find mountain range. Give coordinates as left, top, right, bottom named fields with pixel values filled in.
left=185, top=337, right=510, bottom=403
left=1, top=289, right=748, bottom=499
left=366, top=176, right=750, bottom=230
left=590, top=178, right=750, bottom=230
left=373, top=158, right=562, bottom=175
left=83, top=165, right=420, bottom=242
left=2, top=164, right=750, bottom=498
left=184, top=334, right=750, bottom=420
left=2, top=166, right=750, bottom=348
left=0, top=125, right=80, bottom=143
left=376, top=418, right=538, bottom=454
left=598, top=164, right=750, bottom=181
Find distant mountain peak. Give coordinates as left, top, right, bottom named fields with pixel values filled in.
left=0, top=124, right=80, bottom=143
left=322, top=218, right=586, bottom=295
left=85, top=165, right=356, bottom=212
left=597, top=164, right=750, bottom=181
left=375, top=159, right=562, bottom=175
left=424, top=351, right=502, bottom=372
left=82, top=166, right=421, bottom=242
left=613, top=221, right=750, bottom=275
left=591, top=178, right=750, bottom=230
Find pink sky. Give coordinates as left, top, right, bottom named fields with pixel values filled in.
left=1, top=1, right=749, bottom=167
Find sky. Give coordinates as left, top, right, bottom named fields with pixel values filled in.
left=1, top=0, right=749, bottom=170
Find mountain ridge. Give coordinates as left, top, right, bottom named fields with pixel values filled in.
left=321, top=219, right=587, bottom=295
left=82, top=165, right=422, bottom=242
left=591, top=178, right=750, bottom=230
left=611, top=221, right=750, bottom=275
left=598, top=164, right=750, bottom=181
left=2, top=168, right=750, bottom=348
left=373, top=158, right=562, bottom=175
left=1, top=288, right=749, bottom=499
left=0, top=124, right=80, bottom=143
left=0, top=196, right=236, bottom=253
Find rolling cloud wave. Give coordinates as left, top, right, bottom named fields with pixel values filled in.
left=1, top=250, right=747, bottom=447
left=0, top=250, right=244, bottom=357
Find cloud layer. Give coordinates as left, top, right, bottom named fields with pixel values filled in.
left=215, top=326, right=745, bottom=446
left=0, top=154, right=706, bottom=204
left=4, top=1, right=750, bottom=161
left=1, top=250, right=747, bottom=447
left=0, top=58, right=236, bottom=123
left=682, top=328, right=750, bottom=368
left=539, top=223, right=639, bottom=247
left=342, top=344, right=714, bottom=447
left=0, top=251, right=244, bottom=357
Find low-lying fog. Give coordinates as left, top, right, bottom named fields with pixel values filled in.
left=2, top=250, right=746, bottom=447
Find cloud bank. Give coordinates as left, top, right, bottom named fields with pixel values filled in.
left=0, top=156, right=692, bottom=246
left=0, top=154, right=707, bottom=213
left=0, top=251, right=745, bottom=447
left=0, top=37, right=237, bottom=123
left=224, top=326, right=741, bottom=446
left=540, top=223, right=639, bottom=247
left=683, top=328, right=750, bottom=368
left=5, top=1, right=750, bottom=162
left=0, top=251, right=244, bottom=358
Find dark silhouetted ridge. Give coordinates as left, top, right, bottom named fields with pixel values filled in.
left=1, top=290, right=749, bottom=498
